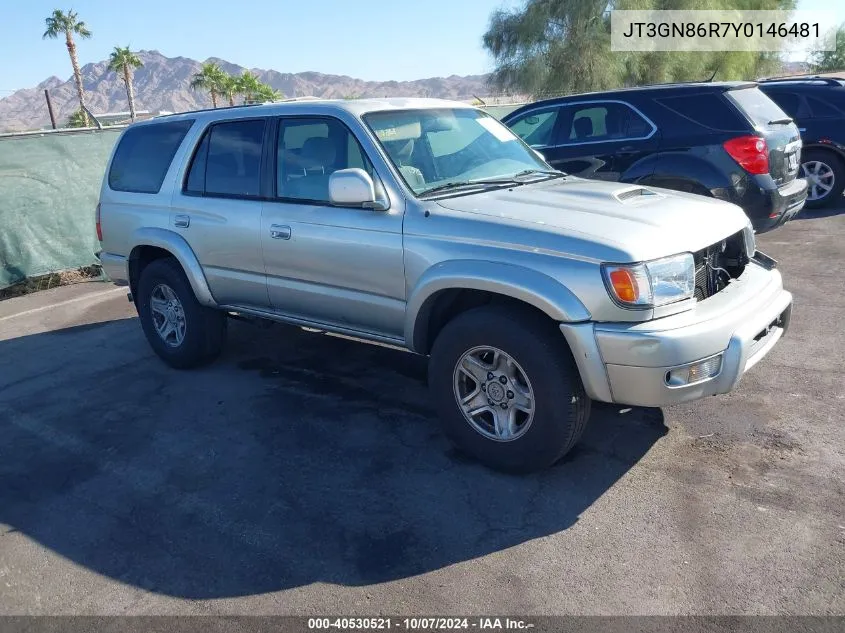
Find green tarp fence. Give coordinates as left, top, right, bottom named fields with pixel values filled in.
left=0, top=128, right=122, bottom=289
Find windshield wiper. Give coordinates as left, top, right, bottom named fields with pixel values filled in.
left=419, top=179, right=518, bottom=197
left=768, top=117, right=793, bottom=125
left=508, top=168, right=566, bottom=181
left=419, top=170, right=566, bottom=198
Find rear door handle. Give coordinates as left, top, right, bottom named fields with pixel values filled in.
left=270, top=224, right=291, bottom=240
left=174, top=214, right=190, bottom=228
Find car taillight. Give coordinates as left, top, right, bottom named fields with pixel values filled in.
left=723, top=135, right=769, bottom=175
left=96, top=203, right=102, bottom=241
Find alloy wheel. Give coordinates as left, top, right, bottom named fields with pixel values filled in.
left=452, top=345, right=535, bottom=442
left=150, top=283, right=187, bottom=348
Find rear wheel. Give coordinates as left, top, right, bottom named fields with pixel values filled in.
left=801, top=149, right=845, bottom=208
left=136, top=258, right=226, bottom=369
left=429, top=305, right=590, bottom=473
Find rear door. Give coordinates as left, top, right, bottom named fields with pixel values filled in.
left=542, top=101, right=658, bottom=181
left=170, top=117, right=270, bottom=308
left=725, top=86, right=802, bottom=187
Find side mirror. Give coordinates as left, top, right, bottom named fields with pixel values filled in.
left=329, top=168, right=387, bottom=210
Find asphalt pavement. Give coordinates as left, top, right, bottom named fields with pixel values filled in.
left=0, top=207, right=843, bottom=616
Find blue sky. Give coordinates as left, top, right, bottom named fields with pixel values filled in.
left=0, top=0, right=841, bottom=96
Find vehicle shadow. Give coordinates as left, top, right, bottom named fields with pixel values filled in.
left=0, top=317, right=668, bottom=599
left=793, top=202, right=845, bottom=219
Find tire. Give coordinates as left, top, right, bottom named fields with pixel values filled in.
left=801, top=149, right=845, bottom=209
left=136, top=257, right=227, bottom=369
left=429, top=304, right=591, bottom=473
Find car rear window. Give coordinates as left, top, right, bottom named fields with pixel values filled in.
left=656, top=94, right=746, bottom=131
left=108, top=120, right=194, bottom=193
left=725, top=87, right=790, bottom=128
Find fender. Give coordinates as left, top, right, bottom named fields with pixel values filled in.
left=405, top=260, right=591, bottom=352
left=130, top=227, right=217, bottom=307
left=620, top=151, right=662, bottom=184
left=802, top=141, right=845, bottom=161
left=644, top=151, right=734, bottom=198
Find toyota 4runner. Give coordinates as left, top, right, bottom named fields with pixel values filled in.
left=97, top=98, right=793, bottom=473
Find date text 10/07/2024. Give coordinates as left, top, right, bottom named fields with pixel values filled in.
left=307, top=618, right=535, bottom=630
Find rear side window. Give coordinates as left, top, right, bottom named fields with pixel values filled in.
left=185, top=119, right=266, bottom=198
left=656, top=94, right=746, bottom=131
left=561, top=102, right=653, bottom=143
left=108, top=120, right=193, bottom=193
left=725, top=87, right=790, bottom=128
left=807, top=96, right=843, bottom=118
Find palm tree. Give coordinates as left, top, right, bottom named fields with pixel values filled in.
left=253, top=83, right=283, bottom=103
left=190, top=62, right=226, bottom=108
left=65, top=108, right=87, bottom=128
left=107, top=46, right=143, bottom=121
left=220, top=73, right=239, bottom=107
left=43, top=9, right=92, bottom=127
left=235, top=71, right=263, bottom=104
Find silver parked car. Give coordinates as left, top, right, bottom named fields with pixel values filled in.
left=97, top=98, right=792, bottom=473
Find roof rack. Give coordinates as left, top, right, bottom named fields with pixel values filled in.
left=152, top=97, right=327, bottom=119
left=757, top=75, right=845, bottom=85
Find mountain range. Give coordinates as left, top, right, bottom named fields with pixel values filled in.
left=0, top=50, right=494, bottom=132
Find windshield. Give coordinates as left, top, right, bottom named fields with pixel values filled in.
left=363, top=108, right=552, bottom=196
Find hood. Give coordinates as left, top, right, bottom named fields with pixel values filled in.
left=434, top=177, right=750, bottom=262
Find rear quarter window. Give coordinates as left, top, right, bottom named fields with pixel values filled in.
left=656, top=93, right=746, bottom=131
left=108, top=120, right=194, bottom=193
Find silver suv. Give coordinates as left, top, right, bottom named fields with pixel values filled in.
left=97, top=98, right=793, bottom=473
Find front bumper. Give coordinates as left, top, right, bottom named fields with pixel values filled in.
left=560, top=257, right=792, bottom=407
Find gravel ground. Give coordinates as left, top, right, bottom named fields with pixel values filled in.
left=0, top=208, right=843, bottom=616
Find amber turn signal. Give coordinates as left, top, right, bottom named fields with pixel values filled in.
left=609, top=268, right=639, bottom=303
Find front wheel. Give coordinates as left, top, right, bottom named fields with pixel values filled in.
left=801, top=150, right=845, bottom=208
left=429, top=305, right=590, bottom=473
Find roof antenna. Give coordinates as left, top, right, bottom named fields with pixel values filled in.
left=706, top=68, right=718, bottom=82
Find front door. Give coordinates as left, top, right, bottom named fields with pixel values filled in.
left=543, top=101, right=658, bottom=182
left=260, top=116, right=405, bottom=340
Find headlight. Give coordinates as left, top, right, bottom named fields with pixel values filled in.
left=743, top=220, right=756, bottom=258
left=602, top=253, right=695, bottom=309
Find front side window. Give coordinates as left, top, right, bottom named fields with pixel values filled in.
left=276, top=117, right=379, bottom=204
left=508, top=108, right=559, bottom=147
left=185, top=119, right=265, bottom=198
left=363, top=108, right=550, bottom=196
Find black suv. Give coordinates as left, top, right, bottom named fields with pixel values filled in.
left=758, top=76, right=845, bottom=208
left=502, top=82, right=808, bottom=232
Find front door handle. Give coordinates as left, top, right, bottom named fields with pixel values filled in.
left=270, top=224, right=291, bottom=240
left=174, top=214, right=190, bottom=228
